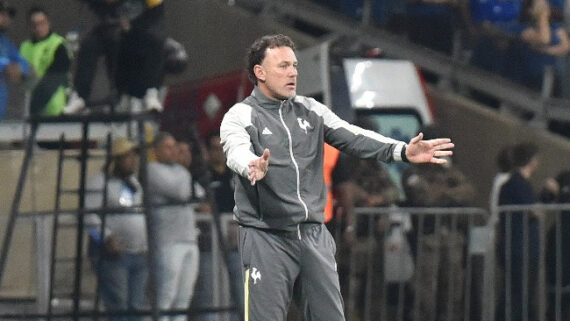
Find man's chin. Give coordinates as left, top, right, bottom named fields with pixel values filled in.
left=278, top=91, right=296, bottom=100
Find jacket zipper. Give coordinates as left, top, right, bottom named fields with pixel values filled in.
left=278, top=100, right=309, bottom=240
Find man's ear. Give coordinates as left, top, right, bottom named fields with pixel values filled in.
left=254, top=65, right=265, bottom=82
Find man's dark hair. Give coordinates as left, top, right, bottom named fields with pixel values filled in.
left=152, top=131, right=174, bottom=148
left=497, top=145, right=514, bottom=173
left=247, top=34, right=296, bottom=85
left=0, top=1, right=16, bottom=18
left=205, top=130, right=221, bottom=149
left=27, top=6, right=48, bottom=22
left=511, top=142, right=538, bottom=168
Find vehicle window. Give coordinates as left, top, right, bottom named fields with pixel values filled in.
left=357, top=111, right=423, bottom=201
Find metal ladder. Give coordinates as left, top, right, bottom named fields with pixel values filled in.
left=0, top=112, right=157, bottom=320
left=46, top=132, right=110, bottom=319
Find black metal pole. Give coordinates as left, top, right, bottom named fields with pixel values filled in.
left=0, top=122, right=38, bottom=287
left=72, top=121, right=90, bottom=320
left=47, top=134, right=66, bottom=321
left=93, top=133, right=113, bottom=320
left=138, top=119, right=159, bottom=321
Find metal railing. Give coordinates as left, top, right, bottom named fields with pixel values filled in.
left=340, top=203, right=570, bottom=321
left=341, top=206, right=488, bottom=321
left=0, top=210, right=239, bottom=321
left=3, top=202, right=570, bottom=320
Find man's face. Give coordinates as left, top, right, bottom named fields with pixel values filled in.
left=176, top=142, right=192, bottom=168
left=0, top=11, right=11, bottom=31
left=155, top=136, right=178, bottom=164
left=30, top=12, right=50, bottom=40
left=255, top=46, right=298, bottom=100
left=207, top=136, right=226, bottom=166
left=116, top=149, right=138, bottom=176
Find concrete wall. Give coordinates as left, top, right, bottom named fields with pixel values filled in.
left=431, top=90, right=570, bottom=208
left=0, top=150, right=102, bottom=298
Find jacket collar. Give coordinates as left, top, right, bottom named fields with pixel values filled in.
left=32, top=31, right=53, bottom=43
left=251, top=86, right=295, bottom=109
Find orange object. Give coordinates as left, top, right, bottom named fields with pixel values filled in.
left=323, top=143, right=340, bottom=223
left=146, top=0, right=163, bottom=8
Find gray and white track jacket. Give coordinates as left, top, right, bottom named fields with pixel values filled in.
left=220, top=87, right=407, bottom=232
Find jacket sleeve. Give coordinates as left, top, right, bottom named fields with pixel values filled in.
left=29, top=44, right=70, bottom=115
left=220, top=103, right=258, bottom=178
left=147, top=163, right=191, bottom=203
left=84, top=173, right=112, bottom=236
left=303, top=97, right=407, bottom=162
left=8, top=40, right=30, bottom=76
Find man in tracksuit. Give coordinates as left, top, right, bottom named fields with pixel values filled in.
left=220, top=34, right=455, bottom=321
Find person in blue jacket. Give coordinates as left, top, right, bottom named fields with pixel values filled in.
left=0, top=1, right=30, bottom=120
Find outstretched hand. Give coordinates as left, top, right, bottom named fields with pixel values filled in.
left=248, top=149, right=270, bottom=185
left=406, top=132, right=454, bottom=165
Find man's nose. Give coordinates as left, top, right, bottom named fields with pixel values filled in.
left=289, top=67, right=297, bottom=76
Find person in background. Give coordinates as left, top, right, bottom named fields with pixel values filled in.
left=192, top=131, right=242, bottom=321
left=490, top=145, right=515, bottom=218
left=114, top=0, right=166, bottom=112
left=20, top=6, right=70, bottom=116
left=402, top=124, right=476, bottom=321
left=323, top=143, right=340, bottom=229
left=543, top=170, right=570, bottom=320
left=85, top=137, right=147, bottom=321
left=64, top=0, right=123, bottom=114
left=512, top=0, right=570, bottom=93
left=496, top=142, right=542, bottom=321
left=175, top=140, right=206, bottom=203
left=0, top=0, right=30, bottom=120
left=333, top=150, right=402, bottom=320
left=147, top=132, right=200, bottom=321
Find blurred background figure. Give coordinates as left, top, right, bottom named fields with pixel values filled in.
left=402, top=124, right=476, bottom=321
left=330, top=117, right=403, bottom=320
left=147, top=132, right=200, bottom=321
left=490, top=144, right=515, bottom=218
left=496, top=142, right=541, bottom=321
left=64, top=0, right=123, bottom=114
left=0, top=0, right=30, bottom=120
left=510, top=0, right=570, bottom=94
left=543, top=170, right=570, bottom=320
left=115, top=0, right=166, bottom=112
left=333, top=150, right=402, bottom=320
left=20, top=6, right=70, bottom=116
left=85, top=137, right=148, bottom=321
left=192, top=131, right=242, bottom=321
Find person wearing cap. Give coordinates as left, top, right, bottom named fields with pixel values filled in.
left=20, top=6, right=71, bottom=116
left=0, top=0, right=31, bottom=120
left=85, top=137, right=148, bottom=321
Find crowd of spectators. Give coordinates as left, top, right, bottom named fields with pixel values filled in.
left=326, top=121, right=568, bottom=320
left=313, top=0, right=570, bottom=99
left=1, top=0, right=568, bottom=319
left=84, top=129, right=243, bottom=320
left=0, top=0, right=186, bottom=120
left=65, top=0, right=167, bottom=114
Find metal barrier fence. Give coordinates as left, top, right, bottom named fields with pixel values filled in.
left=342, top=203, right=570, bottom=321
left=491, top=203, right=570, bottom=321
left=341, top=206, right=488, bottom=321
left=0, top=209, right=239, bottom=320
left=3, top=203, right=570, bottom=320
